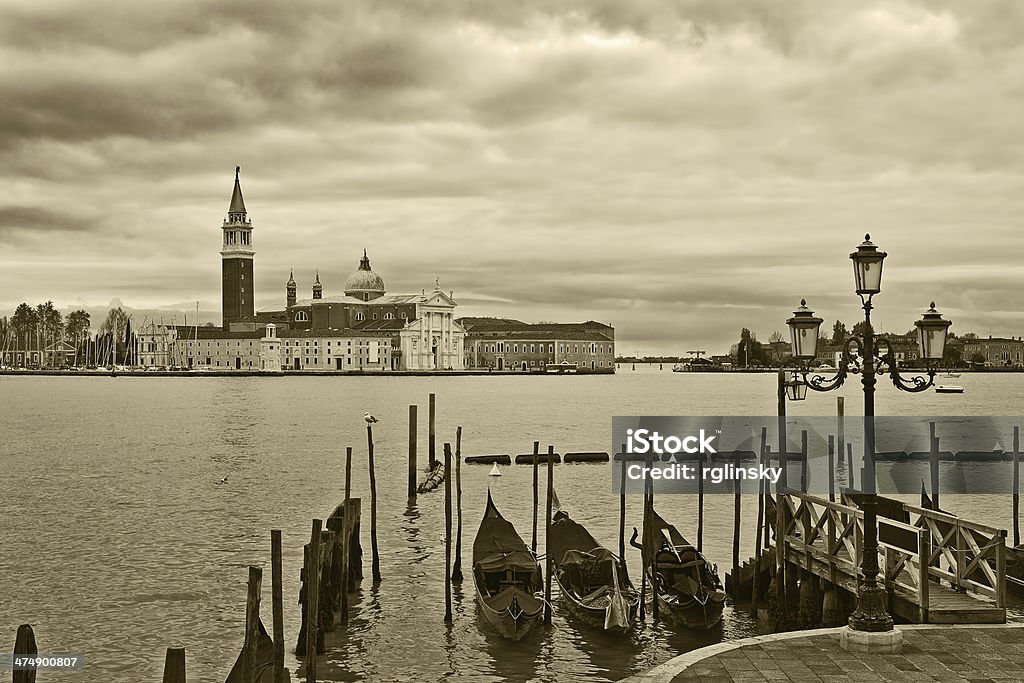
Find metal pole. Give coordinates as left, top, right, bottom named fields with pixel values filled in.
left=848, top=301, right=893, bottom=632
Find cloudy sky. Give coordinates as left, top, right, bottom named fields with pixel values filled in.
left=2, top=0, right=1022, bottom=354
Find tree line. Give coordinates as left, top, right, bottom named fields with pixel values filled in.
left=1, top=303, right=136, bottom=367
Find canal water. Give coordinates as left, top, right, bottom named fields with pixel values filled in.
left=2, top=370, right=1023, bottom=681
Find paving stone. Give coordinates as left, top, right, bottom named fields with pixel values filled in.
left=660, top=626, right=1024, bottom=683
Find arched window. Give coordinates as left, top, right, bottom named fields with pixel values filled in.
left=355, top=312, right=365, bottom=322
left=384, top=313, right=394, bottom=320
left=294, top=311, right=309, bottom=322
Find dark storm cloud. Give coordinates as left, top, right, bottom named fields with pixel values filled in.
left=1, top=0, right=1022, bottom=353
left=0, top=206, right=98, bottom=242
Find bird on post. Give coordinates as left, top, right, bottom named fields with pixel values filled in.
left=364, top=412, right=379, bottom=424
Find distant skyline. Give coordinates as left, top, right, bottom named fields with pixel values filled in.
left=2, top=1, right=1023, bottom=354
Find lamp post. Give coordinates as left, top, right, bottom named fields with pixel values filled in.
left=785, top=234, right=952, bottom=638
left=776, top=368, right=807, bottom=489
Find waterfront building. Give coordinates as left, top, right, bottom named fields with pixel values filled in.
left=459, top=318, right=615, bottom=372
left=961, top=336, right=1024, bottom=367
left=136, top=323, right=177, bottom=367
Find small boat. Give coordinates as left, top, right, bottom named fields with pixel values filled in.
left=634, top=508, right=725, bottom=630
left=473, top=492, right=544, bottom=640
left=224, top=618, right=275, bottom=682
left=935, top=385, right=964, bottom=394
left=549, top=506, right=639, bottom=633
left=416, top=461, right=445, bottom=493
left=942, top=372, right=961, bottom=378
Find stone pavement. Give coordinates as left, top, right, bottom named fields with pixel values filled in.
left=623, top=625, right=1024, bottom=683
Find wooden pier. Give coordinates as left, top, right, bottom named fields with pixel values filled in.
left=730, top=490, right=1008, bottom=625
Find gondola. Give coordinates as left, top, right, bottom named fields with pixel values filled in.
left=548, top=506, right=639, bottom=633
left=472, top=491, right=545, bottom=641
left=633, top=508, right=724, bottom=630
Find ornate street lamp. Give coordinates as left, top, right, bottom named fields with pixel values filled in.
left=786, top=372, right=807, bottom=401
left=784, top=234, right=952, bottom=640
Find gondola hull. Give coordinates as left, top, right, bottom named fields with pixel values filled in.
left=474, top=582, right=543, bottom=641
left=640, top=508, right=726, bottom=631
left=473, top=492, right=545, bottom=641
left=1007, top=545, right=1024, bottom=597
left=653, top=588, right=725, bottom=630
left=555, top=575, right=639, bottom=633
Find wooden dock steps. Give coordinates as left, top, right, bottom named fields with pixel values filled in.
left=726, top=547, right=774, bottom=597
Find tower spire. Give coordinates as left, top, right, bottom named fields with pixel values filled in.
left=229, top=165, right=246, bottom=216
left=359, top=249, right=372, bottom=271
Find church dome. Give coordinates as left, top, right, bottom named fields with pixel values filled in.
left=344, top=250, right=385, bottom=300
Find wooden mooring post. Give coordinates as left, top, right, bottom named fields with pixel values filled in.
left=444, top=442, right=453, bottom=622
left=340, top=446, right=353, bottom=626
left=452, top=427, right=464, bottom=583
left=429, top=393, right=437, bottom=469
left=619, top=442, right=627, bottom=577
left=13, top=624, right=38, bottom=683
left=731, top=451, right=741, bottom=595
left=271, top=530, right=286, bottom=683
left=646, top=448, right=659, bottom=620
left=827, top=435, right=835, bottom=502
left=531, top=440, right=540, bottom=554
left=367, top=424, right=381, bottom=583
left=930, top=422, right=940, bottom=512
left=800, top=430, right=808, bottom=493
left=846, top=443, right=855, bottom=490
left=1014, top=426, right=1020, bottom=546
left=543, top=444, right=555, bottom=624
left=408, top=405, right=418, bottom=499
left=837, top=397, right=844, bottom=476
left=162, top=647, right=186, bottom=683
left=242, top=565, right=263, bottom=683
left=751, top=427, right=767, bottom=617
left=697, top=449, right=705, bottom=553
left=304, top=518, right=323, bottom=682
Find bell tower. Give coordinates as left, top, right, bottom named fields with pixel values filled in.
left=221, top=166, right=255, bottom=329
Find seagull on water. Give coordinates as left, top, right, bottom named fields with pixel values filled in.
left=364, top=412, right=379, bottom=424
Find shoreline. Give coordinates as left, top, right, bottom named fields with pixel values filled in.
left=0, top=368, right=616, bottom=378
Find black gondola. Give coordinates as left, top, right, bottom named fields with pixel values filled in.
left=472, top=491, right=545, bottom=640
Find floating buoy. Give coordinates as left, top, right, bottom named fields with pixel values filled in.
left=489, top=463, right=502, bottom=477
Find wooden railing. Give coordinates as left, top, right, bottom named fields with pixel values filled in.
left=774, top=491, right=1007, bottom=622
left=905, top=503, right=1007, bottom=609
